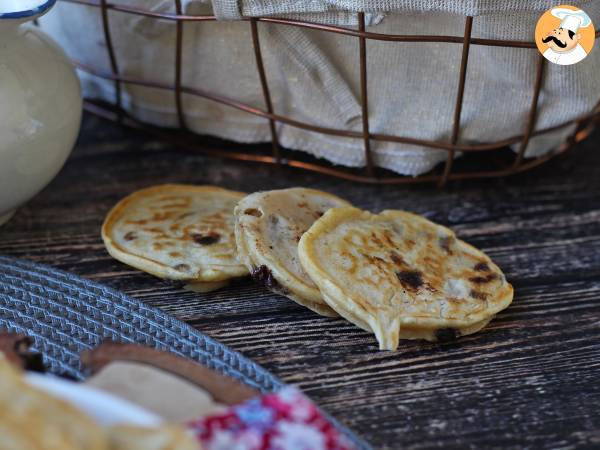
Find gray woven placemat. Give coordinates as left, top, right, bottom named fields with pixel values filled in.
left=0, top=255, right=370, bottom=449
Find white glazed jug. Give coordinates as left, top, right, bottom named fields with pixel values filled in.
left=0, top=0, right=82, bottom=226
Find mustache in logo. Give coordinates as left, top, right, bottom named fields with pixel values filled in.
left=542, top=35, right=567, bottom=48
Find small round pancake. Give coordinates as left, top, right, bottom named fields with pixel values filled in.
left=184, top=280, right=229, bottom=293
left=109, top=425, right=200, bottom=450
left=0, top=355, right=107, bottom=450
left=234, top=188, right=351, bottom=317
left=299, top=207, right=513, bottom=350
left=102, top=185, right=248, bottom=283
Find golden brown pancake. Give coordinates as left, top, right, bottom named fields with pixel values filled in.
left=234, top=188, right=351, bottom=316
left=299, top=207, right=513, bottom=350
left=0, top=354, right=202, bottom=450
left=102, top=185, right=248, bottom=284
left=109, top=425, right=200, bottom=450
left=0, top=353, right=108, bottom=450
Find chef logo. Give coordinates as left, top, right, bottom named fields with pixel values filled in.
left=535, top=5, right=595, bottom=65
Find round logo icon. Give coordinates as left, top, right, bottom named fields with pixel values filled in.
left=535, top=5, right=595, bottom=65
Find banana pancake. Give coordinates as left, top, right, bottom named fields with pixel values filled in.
left=0, top=354, right=107, bottom=450
left=234, top=188, right=351, bottom=317
left=0, top=354, right=202, bottom=450
left=102, top=185, right=248, bottom=284
left=299, top=207, right=513, bottom=350
left=109, top=425, right=200, bottom=450
left=184, top=280, right=230, bottom=293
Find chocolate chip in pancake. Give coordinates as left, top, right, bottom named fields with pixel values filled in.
left=102, top=184, right=248, bottom=284
left=299, top=207, right=513, bottom=350
left=234, top=188, right=351, bottom=317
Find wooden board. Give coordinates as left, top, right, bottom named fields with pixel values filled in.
left=1, top=114, right=599, bottom=449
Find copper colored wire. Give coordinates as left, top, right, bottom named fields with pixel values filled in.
left=84, top=99, right=595, bottom=184
left=75, top=60, right=591, bottom=154
left=358, top=12, right=374, bottom=177
left=439, top=16, right=473, bottom=187
left=250, top=19, right=281, bottom=162
left=174, top=0, right=186, bottom=130
left=60, top=0, right=600, bottom=44
left=514, top=55, right=545, bottom=167
left=59, top=0, right=598, bottom=185
left=99, top=0, right=122, bottom=115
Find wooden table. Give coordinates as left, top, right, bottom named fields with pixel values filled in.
left=2, top=114, right=600, bottom=449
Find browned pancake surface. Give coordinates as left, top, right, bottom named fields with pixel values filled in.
left=102, top=185, right=247, bottom=282
left=299, top=207, right=513, bottom=349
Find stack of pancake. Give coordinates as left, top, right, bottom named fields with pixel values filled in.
left=103, top=185, right=513, bottom=351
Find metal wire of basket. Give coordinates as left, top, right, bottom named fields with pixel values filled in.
left=58, top=0, right=600, bottom=185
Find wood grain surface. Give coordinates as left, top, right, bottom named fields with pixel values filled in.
left=1, top=114, right=600, bottom=449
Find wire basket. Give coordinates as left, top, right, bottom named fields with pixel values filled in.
left=57, top=0, right=600, bottom=185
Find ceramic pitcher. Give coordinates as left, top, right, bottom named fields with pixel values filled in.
left=0, top=0, right=82, bottom=226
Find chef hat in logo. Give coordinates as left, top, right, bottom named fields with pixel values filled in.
left=551, top=7, right=593, bottom=33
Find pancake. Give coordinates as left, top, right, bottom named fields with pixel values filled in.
left=0, top=354, right=107, bottom=450
left=0, top=354, right=201, bottom=450
left=234, top=188, right=351, bottom=317
left=184, top=280, right=229, bottom=293
left=102, top=185, right=248, bottom=283
left=298, top=207, right=513, bottom=350
left=109, top=425, right=200, bottom=450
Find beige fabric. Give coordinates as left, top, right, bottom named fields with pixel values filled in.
left=40, top=2, right=600, bottom=176
left=86, top=362, right=226, bottom=422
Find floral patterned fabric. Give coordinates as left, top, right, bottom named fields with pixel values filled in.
left=188, top=387, right=357, bottom=450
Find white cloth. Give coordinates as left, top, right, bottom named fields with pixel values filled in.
left=543, top=44, right=589, bottom=65
left=208, top=0, right=383, bottom=24
left=209, top=0, right=597, bottom=21
left=40, top=1, right=600, bottom=176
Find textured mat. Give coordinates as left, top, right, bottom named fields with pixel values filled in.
left=0, top=255, right=370, bottom=449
